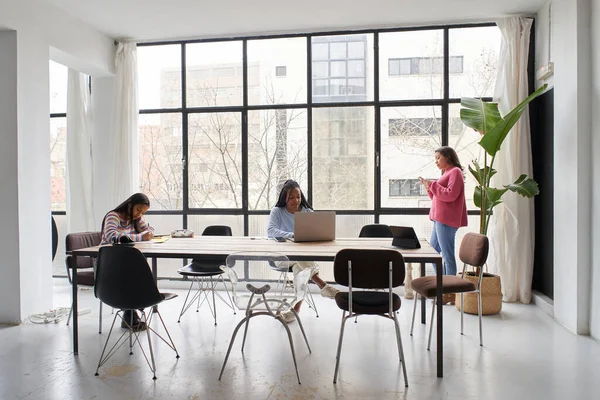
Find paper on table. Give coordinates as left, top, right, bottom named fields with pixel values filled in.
left=151, top=236, right=170, bottom=243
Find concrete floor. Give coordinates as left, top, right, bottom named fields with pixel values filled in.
left=0, top=279, right=598, bottom=400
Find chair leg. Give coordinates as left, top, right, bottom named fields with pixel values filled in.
left=219, top=314, right=254, bottom=381
left=141, top=311, right=158, bottom=380
left=177, top=280, right=197, bottom=323
left=333, top=311, right=348, bottom=384
left=304, top=286, right=319, bottom=317
left=66, top=304, right=73, bottom=326
left=478, top=291, right=483, bottom=346
left=98, top=301, right=103, bottom=334
left=427, top=297, right=436, bottom=351
left=460, top=293, right=465, bottom=335
left=393, top=314, right=409, bottom=387
left=241, top=313, right=251, bottom=353
left=410, top=294, right=418, bottom=336
left=290, top=308, right=312, bottom=353
left=279, top=317, right=302, bottom=384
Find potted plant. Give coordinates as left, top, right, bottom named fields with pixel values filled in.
left=455, top=83, right=547, bottom=315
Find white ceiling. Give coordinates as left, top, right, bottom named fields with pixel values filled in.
left=41, top=0, right=546, bottom=42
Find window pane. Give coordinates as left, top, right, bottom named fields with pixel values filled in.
left=49, top=61, right=68, bottom=114
left=312, top=106, right=374, bottom=210
left=312, top=34, right=373, bottom=103
left=50, top=117, right=66, bottom=211
left=449, top=26, right=501, bottom=98
left=187, top=214, right=244, bottom=236
left=186, top=41, right=243, bottom=107
left=139, top=113, right=183, bottom=210
left=188, top=112, right=242, bottom=208
left=380, top=106, right=442, bottom=208
left=137, top=45, right=182, bottom=109
left=248, top=109, right=308, bottom=210
left=312, top=43, right=328, bottom=60
left=448, top=103, right=482, bottom=211
left=379, top=30, right=444, bottom=100
left=247, top=37, right=307, bottom=105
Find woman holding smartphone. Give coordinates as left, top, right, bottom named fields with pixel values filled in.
left=419, top=147, right=468, bottom=304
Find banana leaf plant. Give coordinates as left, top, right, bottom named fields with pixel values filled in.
left=459, top=84, right=547, bottom=235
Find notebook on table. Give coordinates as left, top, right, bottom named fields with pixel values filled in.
left=289, top=211, right=336, bottom=242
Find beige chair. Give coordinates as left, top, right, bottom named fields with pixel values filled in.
left=65, top=232, right=104, bottom=333
left=410, top=232, right=489, bottom=348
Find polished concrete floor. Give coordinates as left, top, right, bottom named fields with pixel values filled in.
left=0, top=279, right=598, bottom=400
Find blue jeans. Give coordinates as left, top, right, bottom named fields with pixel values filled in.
left=430, top=221, right=459, bottom=276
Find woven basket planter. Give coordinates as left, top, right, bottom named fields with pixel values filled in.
left=455, top=272, right=502, bottom=315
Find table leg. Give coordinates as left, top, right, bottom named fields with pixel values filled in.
left=420, top=262, right=426, bottom=324
left=72, top=270, right=78, bottom=355
left=404, top=263, right=414, bottom=300
left=152, top=258, right=158, bottom=313
left=436, top=258, right=443, bottom=378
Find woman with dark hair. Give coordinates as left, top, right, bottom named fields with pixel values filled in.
left=100, top=193, right=154, bottom=245
left=267, top=180, right=339, bottom=323
left=419, top=146, right=468, bottom=304
left=100, top=192, right=155, bottom=330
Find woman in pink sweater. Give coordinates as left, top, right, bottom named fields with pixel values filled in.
left=419, top=147, right=468, bottom=303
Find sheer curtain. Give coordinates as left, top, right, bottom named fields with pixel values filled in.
left=488, top=17, right=535, bottom=303
left=111, top=42, right=139, bottom=205
left=66, top=69, right=95, bottom=232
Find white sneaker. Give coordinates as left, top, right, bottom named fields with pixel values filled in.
left=280, top=310, right=296, bottom=324
left=320, top=284, right=340, bottom=299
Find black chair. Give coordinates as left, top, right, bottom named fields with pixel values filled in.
left=410, top=232, right=489, bottom=349
left=358, top=223, right=393, bottom=238
left=94, top=245, right=179, bottom=380
left=177, top=225, right=236, bottom=325
left=332, top=248, right=408, bottom=386
left=65, top=232, right=105, bottom=333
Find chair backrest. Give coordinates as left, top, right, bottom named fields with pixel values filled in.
left=222, top=251, right=307, bottom=310
left=202, top=225, right=233, bottom=236
left=65, top=231, right=102, bottom=270
left=94, top=245, right=163, bottom=310
left=458, top=233, right=489, bottom=267
left=334, top=249, right=405, bottom=289
left=51, top=216, right=58, bottom=261
left=359, top=224, right=393, bottom=238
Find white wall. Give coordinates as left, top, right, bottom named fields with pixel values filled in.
left=0, top=0, right=114, bottom=323
left=0, top=31, right=21, bottom=323
left=548, top=0, right=593, bottom=335
left=590, top=0, right=600, bottom=340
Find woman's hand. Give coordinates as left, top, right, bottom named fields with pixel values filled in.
left=419, top=177, right=432, bottom=191
left=142, top=231, right=155, bottom=241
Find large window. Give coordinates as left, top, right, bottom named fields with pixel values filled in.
left=50, top=61, right=68, bottom=212
left=137, top=23, right=501, bottom=243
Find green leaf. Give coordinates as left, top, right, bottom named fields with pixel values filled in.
left=478, top=84, right=547, bottom=157
left=459, top=98, right=502, bottom=134
left=503, top=174, right=540, bottom=197
left=474, top=186, right=507, bottom=212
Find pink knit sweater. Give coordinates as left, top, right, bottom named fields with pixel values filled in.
left=427, top=166, right=468, bottom=228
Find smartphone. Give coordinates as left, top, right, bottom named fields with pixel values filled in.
left=274, top=237, right=286, bottom=242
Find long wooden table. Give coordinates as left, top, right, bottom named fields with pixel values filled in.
left=71, top=236, right=445, bottom=377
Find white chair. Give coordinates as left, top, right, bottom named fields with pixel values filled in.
left=218, top=251, right=312, bottom=384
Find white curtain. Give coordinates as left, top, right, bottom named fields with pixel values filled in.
left=66, top=69, right=95, bottom=232
left=488, top=17, right=535, bottom=303
left=111, top=42, right=139, bottom=205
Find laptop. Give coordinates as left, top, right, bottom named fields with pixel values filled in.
left=390, top=226, right=421, bottom=249
left=290, top=211, right=336, bottom=242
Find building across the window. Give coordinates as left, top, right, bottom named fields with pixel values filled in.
left=275, top=65, right=287, bottom=77
left=389, top=117, right=440, bottom=136
left=389, top=179, right=426, bottom=197
left=388, top=56, right=463, bottom=76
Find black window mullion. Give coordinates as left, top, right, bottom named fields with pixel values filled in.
left=307, top=36, right=313, bottom=204
left=442, top=28, right=450, bottom=146
left=242, top=39, right=249, bottom=235
left=181, top=43, right=189, bottom=228
left=373, top=32, right=381, bottom=223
